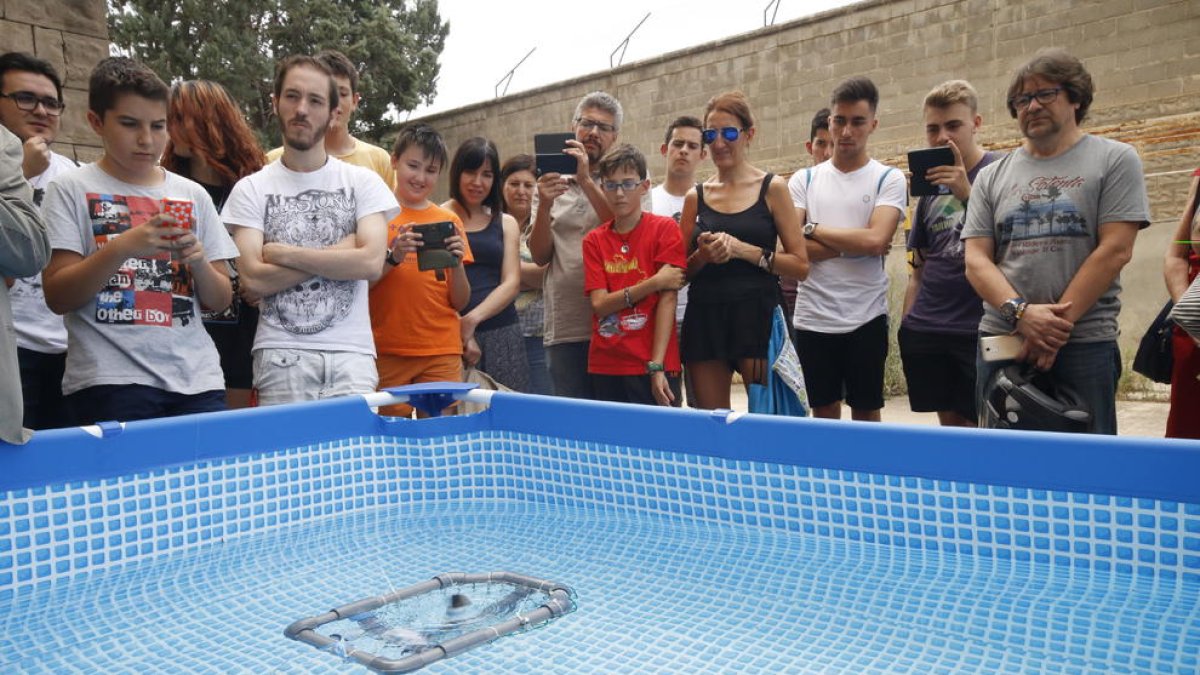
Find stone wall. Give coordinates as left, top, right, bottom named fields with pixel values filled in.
left=416, top=0, right=1200, bottom=365
left=1, top=0, right=108, bottom=161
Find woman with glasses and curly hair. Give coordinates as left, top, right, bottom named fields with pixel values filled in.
left=163, top=80, right=265, bottom=408
left=679, top=91, right=809, bottom=409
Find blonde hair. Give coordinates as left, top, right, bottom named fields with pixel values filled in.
left=924, top=80, right=979, bottom=114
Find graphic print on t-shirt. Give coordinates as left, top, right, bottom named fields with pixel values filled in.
left=996, top=176, right=1087, bottom=251
left=261, top=188, right=357, bottom=335
left=923, top=196, right=968, bottom=260
left=87, top=193, right=194, bottom=327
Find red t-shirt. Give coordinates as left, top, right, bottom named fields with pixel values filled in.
left=582, top=212, right=687, bottom=375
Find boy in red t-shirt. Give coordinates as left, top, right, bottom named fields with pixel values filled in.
left=582, top=144, right=687, bottom=406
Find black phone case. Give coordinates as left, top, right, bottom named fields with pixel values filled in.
left=534, top=133, right=577, bottom=176
left=413, top=221, right=458, bottom=271
left=908, top=147, right=956, bottom=197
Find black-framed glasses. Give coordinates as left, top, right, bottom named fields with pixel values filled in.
left=1008, top=87, right=1063, bottom=111
left=701, top=127, right=747, bottom=145
left=0, top=91, right=65, bottom=115
left=575, top=118, right=616, bottom=134
left=601, top=179, right=643, bottom=192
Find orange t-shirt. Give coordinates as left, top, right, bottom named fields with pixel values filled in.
left=369, top=203, right=474, bottom=356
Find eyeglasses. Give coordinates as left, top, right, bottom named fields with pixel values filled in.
left=576, top=118, right=616, bottom=134
left=1008, top=87, right=1063, bottom=111
left=0, top=91, right=65, bottom=116
left=701, top=127, right=747, bottom=145
left=601, top=179, right=642, bottom=192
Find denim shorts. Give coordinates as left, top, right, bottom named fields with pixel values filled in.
left=252, top=348, right=377, bottom=406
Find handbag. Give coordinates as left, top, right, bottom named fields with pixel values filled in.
left=1169, top=274, right=1200, bottom=345
left=1133, top=300, right=1175, bottom=384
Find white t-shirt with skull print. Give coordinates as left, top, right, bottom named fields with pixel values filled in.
left=222, top=157, right=399, bottom=356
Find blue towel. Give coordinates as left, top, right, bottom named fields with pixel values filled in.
left=748, top=306, right=809, bottom=417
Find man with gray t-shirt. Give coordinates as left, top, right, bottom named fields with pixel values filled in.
left=963, top=49, right=1150, bottom=435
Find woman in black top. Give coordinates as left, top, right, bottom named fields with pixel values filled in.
left=443, top=137, right=530, bottom=392
left=679, top=91, right=809, bottom=409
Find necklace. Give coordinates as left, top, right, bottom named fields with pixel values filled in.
left=614, top=226, right=634, bottom=255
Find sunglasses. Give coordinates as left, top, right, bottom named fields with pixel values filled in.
left=701, top=127, right=748, bottom=145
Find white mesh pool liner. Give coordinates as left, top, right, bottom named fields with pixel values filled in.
left=285, top=571, right=577, bottom=673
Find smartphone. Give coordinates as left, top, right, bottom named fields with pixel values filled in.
left=160, top=197, right=194, bottom=240
left=534, top=132, right=577, bottom=176
left=412, top=221, right=458, bottom=271
left=907, top=146, right=955, bottom=197
left=981, top=334, right=1025, bottom=362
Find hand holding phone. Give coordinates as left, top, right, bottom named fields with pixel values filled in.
left=413, top=221, right=459, bottom=272
left=534, top=132, right=577, bottom=176
left=907, top=147, right=956, bottom=197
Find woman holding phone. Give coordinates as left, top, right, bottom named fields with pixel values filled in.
left=162, top=80, right=265, bottom=408
left=679, top=91, right=809, bottom=409
left=444, top=137, right=530, bottom=392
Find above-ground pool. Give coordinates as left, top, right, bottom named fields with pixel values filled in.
left=1, top=385, right=1198, bottom=673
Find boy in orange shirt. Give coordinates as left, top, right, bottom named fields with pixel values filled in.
left=582, top=144, right=686, bottom=406
left=369, top=123, right=472, bottom=415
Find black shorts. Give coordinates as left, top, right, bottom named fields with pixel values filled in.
left=680, top=291, right=776, bottom=367
left=898, top=325, right=977, bottom=420
left=203, top=299, right=259, bottom=390
left=591, top=373, right=683, bottom=407
left=795, top=314, right=888, bottom=410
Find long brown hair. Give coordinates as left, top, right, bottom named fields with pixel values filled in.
left=163, top=80, right=265, bottom=185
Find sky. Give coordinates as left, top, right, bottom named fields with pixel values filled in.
left=410, top=0, right=857, bottom=118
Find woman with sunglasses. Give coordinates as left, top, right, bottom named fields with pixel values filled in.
left=679, top=91, right=809, bottom=409
left=162, top=80, right=265, bottom=408
left=443, top=137, right=531, bottom=392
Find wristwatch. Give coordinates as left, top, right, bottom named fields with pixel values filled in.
left=999, top=297, right=1028, bottom=325
left=646, top=361, right=665, bottom=375
left=803, top=222, right=819, bottom=239
left=385, top=249, right=402, bottom=266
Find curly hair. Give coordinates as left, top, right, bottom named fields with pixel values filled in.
left=163, top=80, right=265, bottom=186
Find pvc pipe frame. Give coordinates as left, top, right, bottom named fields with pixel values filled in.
left=284, top=571, right=576, bottom=673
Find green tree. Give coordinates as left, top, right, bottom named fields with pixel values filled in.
left=108, top=0, right=448, bottom=145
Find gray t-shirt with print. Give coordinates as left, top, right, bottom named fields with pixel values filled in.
left=42, top=164, right=239, bottom=395
left=961, top=135, right=1150, bottom=342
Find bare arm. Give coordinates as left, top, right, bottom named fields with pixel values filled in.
left=529, top=174, right=564, bottom=266
left=1058, top=221, right=1140, bottom=325
left=649, top=289, right=678, bottom=406
left=261, top=211, right=387, bottom=282
left=461, top=214, right=522, bottom=340
left=171, top=230, right=232, bottom=312
left=964, top=236, right=1073, bottom=369
left=793, top=205, right=840, bottom=262
left=589, top=265, right=684, bottom=317
left=902, top=261, right=923, bottom=317
left=43, top=216, right=187, bottom=314
left=445, top=235, right=472, bottom=312
left=232, top=226, right=315, bottom=302
left=520, top=259, right=546, bottom=290
left=1165, top=174, right=1200, bottom=301
left=808, top=204, right=903, bottom=257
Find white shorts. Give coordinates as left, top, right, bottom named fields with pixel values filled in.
left=252, top=348, right=377, bottom=406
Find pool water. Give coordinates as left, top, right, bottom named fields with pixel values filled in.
left=1, top=499, right=1196, bottom=674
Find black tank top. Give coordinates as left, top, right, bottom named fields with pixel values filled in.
left=691, top=173, right=779, bottom=300
left=464, top=210, right=518, bottom=331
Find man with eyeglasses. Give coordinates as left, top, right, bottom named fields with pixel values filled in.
left=963, top=49, right=1150, bottom=435
left=0, top=52, right=75, bottom=431
left=788, top=76, right=906, bottom=423
left=529, top=91, right=649, bottom=400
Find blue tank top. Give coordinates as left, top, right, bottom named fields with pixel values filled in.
left=691, top=173, right=779, bottom=301
left=464, top=210, right=518, bottom=331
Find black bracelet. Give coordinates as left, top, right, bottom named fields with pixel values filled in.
left=385, top=250, right=401, bottom=266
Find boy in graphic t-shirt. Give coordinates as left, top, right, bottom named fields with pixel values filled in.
left=41, top=57, right=238, bottom=425
left=582, top=144, right=686, bottom=406
left=369, top=123, right=473, bottom=416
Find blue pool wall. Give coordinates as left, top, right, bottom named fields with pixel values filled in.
left=1, top=390, right=1199, bottom=599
